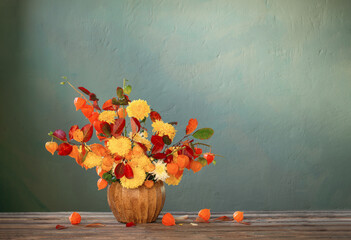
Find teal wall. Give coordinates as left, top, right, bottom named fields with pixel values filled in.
left=1, top=0, right=351, bottom=212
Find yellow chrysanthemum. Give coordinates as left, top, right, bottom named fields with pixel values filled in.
left=126, top=99, right=151, bottom=120
left=98, top=110, right=117, bottom=124
left=130, top=132, right=152, bottom=151
left=129, top=154, right=151, bottom=169
left=83, top=152, right=102, bottom=169
left=152, top=120, right=177, bottom=141
left=120, top=166, right=146, bottom=189
left=165, top=174, right=182, bottom=186
left=107, top=136, right=131, bottom=157
left=131, top=144, right=144, bottom=157
left=151, top=160, right=169, bottom=181
left=73, top=129, right=84, bottom=142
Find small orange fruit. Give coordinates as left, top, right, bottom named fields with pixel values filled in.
left=190, top=161, right=202, bottom=173
left=233, top=211, right=244, bottom=222
left=117, top=108, right=127, bottom=118
left=144, top=180, right=154, bottom=188
left=97, top=178, right=108, bottom=190
left=203, top=152, right=215, bottom=164
left=167, top=163, right=179, bottom=175
left=45, top=141, right=58, bottom=155
left=176, top=155, right=189, bottom=169
left=194, top=147, right=202, bottom=155
left=69, top=212, right=81, bottom=225
left=198, top=209, right=211, bottom=221
left=162, top=213, right=175, bottom=226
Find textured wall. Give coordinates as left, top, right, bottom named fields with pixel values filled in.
left=1, top=0, right=351, bottom=211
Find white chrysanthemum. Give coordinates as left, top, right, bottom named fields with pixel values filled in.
left=150, top=160, right=169, bottom=181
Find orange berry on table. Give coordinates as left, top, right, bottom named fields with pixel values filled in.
left=45, top=141, right=58, bottom=155
left=194, top=147, right=202, bottom=155
left=203, top=153, right=215, bottom=165
left=97, top=178, right=108, bottom=190
left=162, top=213, right=176, bottom=226
left=117, top=108, right=127, bottom=118
left=74, top=97, right=86, bottom=111
left=198, top=209, right=211, bottom=221
left=69, top=212, right=81, bottom=225
left=233, top=211, right=244, bottom=222
left=190, top=161, right=202, bottom=173
left=144, top=180, right=154, bottom=188
left=176, top=155, right=189, bottom=169
left=166, top=163, right=179, bottom=175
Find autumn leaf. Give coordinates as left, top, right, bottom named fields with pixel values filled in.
left=111, top=118, right=125, bottom=137
left=150, top=111, right=162, bottom=122
left=213, top=216, right=232, bottom=222
left=192, top=128, right=214, bottom=140
left=78, top=86, right=91, bottom=95
left=55, top=225, right=68, bottom=230
left=114, top=163, right=125, bottom=179
left=85, top=223, right=105, bottom=228
left=57, top=143, right=73, bottom=156
left=186, top=118, right=198, bottom=135
left=69, top=125, right=79, bottom=140
left=130, top=117, right=140, bottom=134
left=126, top=222, right=136, bottom=227
left=53, top=129, right=67, bottom=141
left=81, top=124, right=93, bottom=142
left=124, top=164, right=134, bottom=179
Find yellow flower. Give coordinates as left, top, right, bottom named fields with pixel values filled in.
left=129, top=154, right=151, bottom=169
left=98, top=110, right=117, bottom=124
left=130, top=132, right=152, bottom=151
left=152, top=120, right=177, bottom=141
left=126, top=99, right=151, bottom=120
left=151, top=160, right=169, bottom=181
left=73, top=129, right=84, bottom=142
left=120, top=166, right=146, bottom=189
left=83, top=152, right=102, bottom=169
left=165, top=174, right=182, bottom=186
left=107, top=136, right=131, bottom=157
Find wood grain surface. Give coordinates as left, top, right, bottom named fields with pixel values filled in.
left=107, top=181, right=165, bottom=223
left=1, top=211, right=351, bottom=239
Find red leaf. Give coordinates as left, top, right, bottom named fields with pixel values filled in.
left=69, top=125, right=79, bottom=140
left=124, top=164, right=134, bottom=179
left=151, top=135, right=164, bottom=147
left=57, top=143, right=73, bottom=156
left=182, top=145, right=194, bottom=159
left=130, top=117, right=140, bottom=134
left=151, top=144, right=164, bottom=155
left=126, top=222, right=136, bottom=227
left=81, top=124, right=93, bottom=142
left=56, top=224, right=68, bottom=230
left=78, top=87, right=91, bottom=95
left=53, top=129, right=67, bottom=141
left=164, top=149, right=173, bottom=163
left=195, top=217, right=209, bottom=223
left=150, top=111, right=162, bottom=122
left=124, top=94, right=131, bottom=102
left=136, top=142, right=147, bottom=153
left=100, top=122, right=111, bottom=137
left=111, top=118, right=125, bottom=137
left=102, top=99, right=116, bottom=111
left=93, top=120, right=103, bottom=133
left=153, top=153, right=167, bottom=159
left=89, top=93, right=98, bottom=101
left=93, top=100, right=101, bottom=111
left=114, top=163, right=125, bottom=179
left=213, top=216, right=232, bottom=221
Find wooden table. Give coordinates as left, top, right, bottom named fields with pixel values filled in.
left=1, top=211, right=351, bottom=239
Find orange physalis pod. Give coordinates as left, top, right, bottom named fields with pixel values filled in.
left=69, top=212, right=81, bottom=225
left=162, top=213, right=176, bottom=226
left=144, top=163, right=156, bottom=172
left=45, top=141, right=58, bottom=155
left=166, top=163, right=179, bottom=175
left=175, top=169, right=184, bottom=179
left=96, top=167, right=106, bottom=177
left=74, top=97, right=86, bottom=111
left=198, top=209, right=211, bottom=221
left=117, top=108, right=127, bottom=118
left=190, top=161, right=202, bottom=173
left=176, top=155, right=189, bottom=169
left=88, top=112, right=99, bottom=124
left=97, top=178, right=108, bottom=190
left=186, top=118, right=198, bottom=135
left=144, top=180, right=154, bottom=188
left=233, top=211, right=244, bottom=223
left=81, top=105, right=94, bottom=118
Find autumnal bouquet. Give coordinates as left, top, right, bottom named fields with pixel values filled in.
left=45, top=79, right=217, bottom=191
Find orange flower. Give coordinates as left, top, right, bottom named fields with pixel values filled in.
left=162, top=213, right=175, bottom=226
left=198, top=209, right=211, bottom=221
left=186, top=118, right=198, bottom=135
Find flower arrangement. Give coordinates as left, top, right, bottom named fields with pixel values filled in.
left=45, top=78, right=217, bottom=190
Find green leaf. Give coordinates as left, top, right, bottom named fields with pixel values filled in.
left=48, top=131, right=53, bottom=136
left=124, top=85, right=132, bottom=95
left=197, top=157, right=207, bottom=166
left=192, top=128, right=214, bottom=140
left=162, top=135, right=172, bottom=145
left=213, top=160, right=216, bottom=165
left=116, top=87, right=124, bottom=98
left=102, top=123, right=111, bottom=137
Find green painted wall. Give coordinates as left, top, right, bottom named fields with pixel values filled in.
left=1, top=0, right=351, bottom=212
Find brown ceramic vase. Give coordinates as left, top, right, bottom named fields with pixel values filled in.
left=107, top=181, right=166, bottom=223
